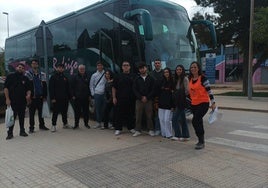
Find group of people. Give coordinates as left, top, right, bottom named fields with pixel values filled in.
left=4, top=58, right=216, bottom=150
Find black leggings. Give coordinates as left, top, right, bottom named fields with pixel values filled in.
left=191, top=102, right=209, bottom=143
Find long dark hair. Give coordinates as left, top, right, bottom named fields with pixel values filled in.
left=174, top=64, right=186, bottom=89
left=105, top=69, right=114, bottom=80
left=188, top=61, right=202, bottom=80
left=163, top=67, right=173, bottom=81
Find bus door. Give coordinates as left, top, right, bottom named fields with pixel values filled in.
left=99, top=30, right=117, bottom=72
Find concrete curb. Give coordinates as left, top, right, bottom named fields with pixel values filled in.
left=219, top=106, right=268, bottom=113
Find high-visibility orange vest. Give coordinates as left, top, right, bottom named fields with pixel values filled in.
left=189, top=76, right=209, bottom=105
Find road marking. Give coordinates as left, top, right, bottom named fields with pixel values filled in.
left=207, top=137, right=268, bottom=153
left=253, top=125, right=268, bottom=130
left=229, top=130, right=268, bottom=140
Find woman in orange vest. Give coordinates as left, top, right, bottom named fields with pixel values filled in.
left=189, top=61, right=216, bottom=149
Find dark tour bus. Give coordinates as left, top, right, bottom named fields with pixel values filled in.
left=4, top=0, right=216, bottom=77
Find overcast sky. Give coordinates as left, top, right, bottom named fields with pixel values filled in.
left=0, top=0, right=198, bottom=48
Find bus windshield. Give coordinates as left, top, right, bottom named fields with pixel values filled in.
left=140, top=6, right=197, bottom=70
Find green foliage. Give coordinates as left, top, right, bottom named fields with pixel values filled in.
left=0, top=50, right=5, bottom=76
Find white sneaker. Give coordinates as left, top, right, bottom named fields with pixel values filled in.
left=115, top=130, right=121, bottom=136
left=133, top=131, right=141, bottom=137
left=148, top=130, right=155, bottom=137
left=154, top=130, right=161, bottom=136
left=63, top=124, right=70, bottom=129
left=171, top=136, right=179, bottom=141
left=129, top=129, right=136, bottom=134
left=93, top=123, right=101, bottom=129
left=51, top=126, right=56, bottom=132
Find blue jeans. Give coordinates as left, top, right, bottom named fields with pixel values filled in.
left=94, top=94, right=105, bottom=123
left=172, top=108, right=189, bottom=138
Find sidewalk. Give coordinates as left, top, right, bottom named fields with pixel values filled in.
left=0, top=116, right=267, bottom=188
left=212, top=83, right=268, bottom=113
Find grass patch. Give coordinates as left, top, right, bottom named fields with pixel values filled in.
left=217, top=92, right=268, bottom=97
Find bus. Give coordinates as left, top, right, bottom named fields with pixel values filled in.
left=4, top=0, right=216, bottom=76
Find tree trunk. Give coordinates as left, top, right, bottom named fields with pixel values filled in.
left=242, top=52, right=249, bottom=95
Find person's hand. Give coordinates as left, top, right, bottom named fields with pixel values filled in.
left=141, top=96, right=147, bottom=103
left=113, top=97, right=117, bottom=105
left=211, top=102, right=216, bottom=111
left=6, top=98, right=11, bottom=106
left=51, top=99, right=56, bottom=103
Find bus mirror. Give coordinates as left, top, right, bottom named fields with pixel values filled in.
left=124, top=9, right=153, bottom=41
left=191, top=20, right=217, bottom=49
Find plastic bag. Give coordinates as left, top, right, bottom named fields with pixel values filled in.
left=208, top=107, right=222, bottom=124
left=5, top=106, right=14, bottom=128
left=42, top=101, right=50, bottom=118
left=67, top=102, right=75, bottom=118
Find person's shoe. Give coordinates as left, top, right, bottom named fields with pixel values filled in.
left=114, top=130, right=121, bottom=136
left=184, top=137, right=190, bottom=141
left=129, top=129, right=136, bottom=134
left=72, top=125, right=79, bottom=130
left=51, top=126, right=56, bottom=132
left=195, top=142, right=205, bottom=150
left=63, top=124, right=70, bottom=129
left=20, top=132, right=28, bottom=137
left=154, top=130, right=161, bottom=136
left=6, top=134, right=14, bottom=140
left=93, top=123, right=101, bottom=129
left=100, top=125, right=105, bottom=130
left=84, top=124, right=90, bottom=129
left=39, top=126, right=49, bottom=131
left=171, top=136, right=179, bottom=141
left=133, top=131, right=141, bottom=137
left=29, top=129, right=35, bottom=134
left=148, top=130, right=155, bottom=137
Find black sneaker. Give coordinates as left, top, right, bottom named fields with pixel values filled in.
left=195, top=142, right=205, bottom=150
left=40, top=126, right=49, bottom=131
left=29, top=129, right=35, bottom=134
left=84, top=124, right=90, bottom=129
left=20, top=132, right=28, bottom=137
left=73, top=125, right=79, bottom=130
left=6, top=134, right=14, bottom=140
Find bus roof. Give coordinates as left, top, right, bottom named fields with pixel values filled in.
left=5, top=0, right=186, bottom=42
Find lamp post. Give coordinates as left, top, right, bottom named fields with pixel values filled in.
left=2, top=12, right=9, bottom=37
left=247, top=0, right=254, bottom=100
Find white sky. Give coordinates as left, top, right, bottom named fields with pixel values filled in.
left=0, top=0, right=199, bottom=48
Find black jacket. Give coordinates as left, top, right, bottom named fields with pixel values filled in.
left=158, top=79, right=175, bottom=109
left=49, top=72, right=70, bottom=101
left=133, top=74, right=155, bottom=100
left=70, top=73, right=90, bottom=99
left=113, top=73, right=136, bottom=102
left=4, top=72, right=30, bottom=106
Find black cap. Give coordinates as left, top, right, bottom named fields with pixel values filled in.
left=138, top=62, right=146, bottom=69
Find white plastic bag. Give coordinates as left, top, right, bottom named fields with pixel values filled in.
left=208, top=107, right=222, bottom=124
left=67, top=102, right=75, bottom=118
left=5, top=106, right=14, bottom=128
left=42, top=101, right=50, bottom=118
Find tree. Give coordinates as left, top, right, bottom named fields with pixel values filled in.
left=194, top=0, right=268, bottom=94
left=0, top=48, right=5, bottom=76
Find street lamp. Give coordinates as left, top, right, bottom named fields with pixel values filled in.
left=248, top=0, right=254, bottom=100
left=2, top=12, right=9, bottom=37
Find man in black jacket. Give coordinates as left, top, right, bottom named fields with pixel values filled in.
left=70, top=64, right=91, bottom=129
left=25, top=59, right=49, bottom=133
left=4, top=63, right=31, bottom=139
left=132, top=62, right=155, bottom=137
left=112, top=61, right=136, bottom=136
left=49, top=63, right=70, bottom=132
